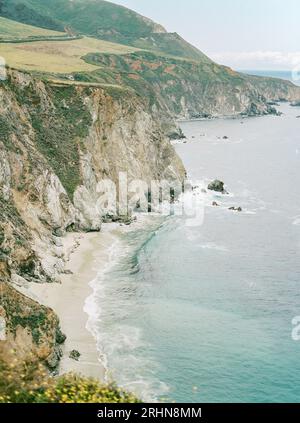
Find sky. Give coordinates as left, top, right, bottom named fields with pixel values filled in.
left=112, top=0, right=300, bottom=70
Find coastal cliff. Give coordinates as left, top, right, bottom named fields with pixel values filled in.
left=1, top=0, right=300, bottom=374
left=82, top=51, right=300, bottom=121
left=0, top=68, right=185, bottom=365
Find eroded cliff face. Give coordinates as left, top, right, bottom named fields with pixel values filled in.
left=0, top=68, right=185, bottom=364
left=82, top=52, right=300, bottom=121
left=0, top=68, right=185, bottom=280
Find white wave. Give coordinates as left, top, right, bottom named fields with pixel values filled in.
left=83, top=218, right=171, bottom=401
left=197, top=242, right=229, bottom=252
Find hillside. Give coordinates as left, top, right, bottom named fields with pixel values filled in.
left=81, top=50, right=300, bottom=119
left=0, top=0, right=212, bottom=62
left=0, top=33, right=139, bottom=73
left=1, top=0, right=300, bottom=122
left=0, top=16, right=67, bottom=41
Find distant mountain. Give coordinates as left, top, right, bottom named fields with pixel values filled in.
left=1, top=0, right=300, bottom=121
left=0, top=0, right=211, bottom=62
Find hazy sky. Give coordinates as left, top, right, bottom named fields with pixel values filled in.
left=112, top=0, right=300, bottom=70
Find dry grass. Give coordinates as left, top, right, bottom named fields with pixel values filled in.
left=0, top=36, right=139, bottom=73
left=0, top=16, right=65, bottom=40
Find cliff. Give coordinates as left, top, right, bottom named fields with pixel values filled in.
left=0, top=68, right=185, bottom=366
left=82, top=51, right=300, bottom=121
left=2, top=0, right=300, bottom=123
left=1, top=0, right=300, bottom=373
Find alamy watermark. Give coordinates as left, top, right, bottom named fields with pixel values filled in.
left=95, top=172, right=206, bottom=227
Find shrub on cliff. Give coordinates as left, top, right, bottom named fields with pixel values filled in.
left=0, top=354, right=139, bottom=403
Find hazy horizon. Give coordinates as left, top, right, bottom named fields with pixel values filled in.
left=112, top=0, right=300, bottom=72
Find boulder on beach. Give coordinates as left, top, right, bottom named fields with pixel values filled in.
left=212, top=201, right=219, bottom=207
left=208, top=180, right=226, bottom=193
left=69, top=350, right=81, bottom=361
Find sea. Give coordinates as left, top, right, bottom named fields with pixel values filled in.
left=85, top=99, right=300, bottom=402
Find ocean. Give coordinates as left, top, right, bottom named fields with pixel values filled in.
left=87, top=102, right=300, bottom=403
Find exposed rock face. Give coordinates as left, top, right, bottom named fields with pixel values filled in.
left=0, top=282, right=64, bottom=368
left=0, top=68, right=185, bottom=281
left=0, top=68, right=185, bottom=364
left=83, top=52, right=300, bottom=122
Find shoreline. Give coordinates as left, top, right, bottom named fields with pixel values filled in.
left=29, top=228, right=121, bottom=381
left=27, top=215, right=159, bottom=383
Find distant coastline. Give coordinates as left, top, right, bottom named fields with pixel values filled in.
left=239, top=69, right=300, bottom=86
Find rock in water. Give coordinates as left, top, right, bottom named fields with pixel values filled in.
left=208, top=180, right=225, bottom=193
left=229, top=206, right=243, bottom=212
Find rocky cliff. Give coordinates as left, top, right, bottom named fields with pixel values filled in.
left=82, top=51, right=300, bottom=121
left=1, top=0, right=300, bottom=373
left=3, top=0, right=300, bottom=124
left=0, top=68, right=185, bottom=365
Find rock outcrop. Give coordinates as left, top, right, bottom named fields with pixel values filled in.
left=208, top=180, right=227, bottom=193
left=83, top=52, right=300, bottom=122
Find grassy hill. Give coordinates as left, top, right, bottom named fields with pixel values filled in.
left=0, top=16, right=66, bottom=41
left=0, top=0, right=65, bottom=31
left=0, top=0, right=211, bottom=62
left=1, top=0, right=299, bottom=118
left=0, top=0, right=164, bottom=34
left=0, top=34, right=139, bottom=73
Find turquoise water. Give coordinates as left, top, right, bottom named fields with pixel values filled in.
left=91, top=103, right=300, bottom=403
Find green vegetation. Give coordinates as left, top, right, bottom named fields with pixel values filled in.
left=0, top=0, right=209, bottom=62
left=1, top=283, right=52, bottom=344
left=0, top=36, right=139, bottom=73
left=0, top=196, right=29, bottom=250
left=30, top=84, right=92, bottom=198
left=6, top=75, right=92, bottom=197
left=80, top=50, right=246, bottom=115
left=127, top=32, right=212, bottom=63
left=0, top=0, right=162, bottom=37
left=10, top=311, right=47, bottom=344
left=0, top=354, right=140, bottom=403
left=0, top=0, right=65, bottom=31
left=0, top=116, right=13, bottom=149
left=0, top=16, right=66, bottom=41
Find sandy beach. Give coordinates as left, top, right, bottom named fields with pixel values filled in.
left=28, top=227, right=121, bottom=381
